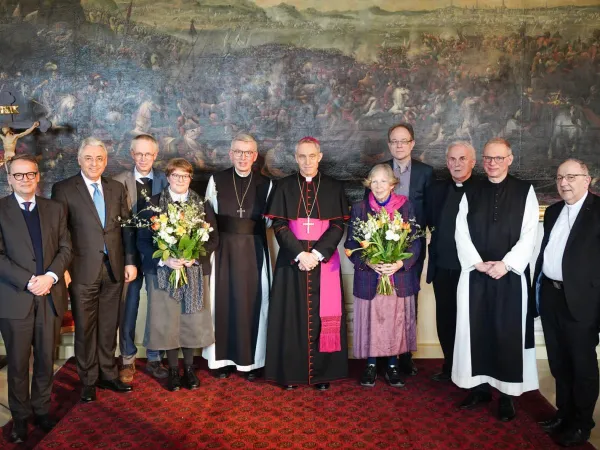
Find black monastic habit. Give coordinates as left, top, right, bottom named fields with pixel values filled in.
left=264, top=172, right=349, bottom=385
left=204, top=168, right=271, bottom=368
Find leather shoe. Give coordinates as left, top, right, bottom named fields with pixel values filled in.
left=80, top=385, right=97, bottom=402
left=283, top=384, right=298, bottom=391
left=498, top=396, right=516, bottom=422
left=431, top=371, right=452, bottom=382
left=212, top=366, right=233, bottom=379
left=34, top=414, right=57, bottom=433
left=539, top=416, right=567, bottom=433
left=246, top=369, right=262, bottom=382
left=459, top=391, right=492, bottom=409
left=167, top=367, right=182, bottom=392
left=97, top=378, right=133, bottom=393
left=399, top=359, right=418, bottom=376
left=9, top=418, right=28, bottom=443
left=315, top=383, right=330, bottom=391
left=182, top=366, right=200, bottom=390
left=555, top=427, right=591, bottom=447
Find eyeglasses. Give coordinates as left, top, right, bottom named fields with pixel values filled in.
left=132, top=152, right=156, bottom=160
left=482, top=155, right=510, bottom=164
left=556, top=174, right=589, bottom=183
left=11, top=172, right=38, bottom=181
left=389, top=139, right=413, bottom=147
left=231, top=150, right=257, bottom=159
left=169, top=173, right=192, bottom=181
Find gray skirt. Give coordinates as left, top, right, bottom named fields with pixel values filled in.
left=143, top=273, right=215, bottom=350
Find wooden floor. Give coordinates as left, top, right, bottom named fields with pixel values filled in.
left=0, top=359, right=598, bottom=449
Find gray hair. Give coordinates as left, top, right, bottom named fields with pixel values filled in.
left=362, top=163, right=399, bottom=189
left=559, top=158, right=590, bottom=176
left=130, top=134, right=159, bottom=153
left=231, top=132, right=257, bottom=150
left=446, top=141, right=476, bottom=160
left=78, top=137, right=108, bottom=158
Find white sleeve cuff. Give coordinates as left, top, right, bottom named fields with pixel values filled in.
left=45, top=272, right=58, bottom=284
left=311, top=249, right=324, bottom=261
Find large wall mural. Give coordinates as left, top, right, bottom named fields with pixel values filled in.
left=1, top=0, right=599, bottom=202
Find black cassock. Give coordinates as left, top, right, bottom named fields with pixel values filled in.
left=265, top=172, right=349, bottom=385
left=203, top=168, right=272, bottom=370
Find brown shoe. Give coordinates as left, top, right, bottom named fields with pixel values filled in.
left=119, top=363, right=136, bottom=383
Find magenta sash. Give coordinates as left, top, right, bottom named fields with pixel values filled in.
left=289, top=218, right=342, bottom=353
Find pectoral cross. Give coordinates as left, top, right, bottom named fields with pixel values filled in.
left=303, top=218, right=314, bottom=234
left=237, top=207, right=245, bottom=218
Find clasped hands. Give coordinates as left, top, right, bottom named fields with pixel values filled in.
left=164, top=258, right=196, bottom=270
left=27, top=275, right=54, bottom=296
left=298, top=252, right=319, bottom=272
left=474, top=261, right=509, bottom=279
left=367, top=260, right=404, bottom=275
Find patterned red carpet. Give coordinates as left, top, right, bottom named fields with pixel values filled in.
left=1, top=358, right=593, bottom=449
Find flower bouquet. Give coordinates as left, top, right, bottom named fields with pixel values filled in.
left=345, top=208, right=424, bottom=295
left=121, top=196, right=213, bottom=289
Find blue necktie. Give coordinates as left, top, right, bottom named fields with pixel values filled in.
left=92, top=183, right=106, bottom=227
left=22, top=201, right=32, bottom=212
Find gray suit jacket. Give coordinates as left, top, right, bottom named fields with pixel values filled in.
left=113, top=169, right=168, bottom=213
left=0, top=194, right=72, bottom=319
left=51, top=173, right=136, bottom=285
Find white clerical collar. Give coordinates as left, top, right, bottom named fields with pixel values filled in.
left=14, top=192, right=36, bottom=210
left=302, top=172, right=318, bottom=183
left=134, top=167, right=154, bottom=183
left=455, top=182, right=463, bottom=187
left=565, top=190, right=588, bottom=211
left=168, top=188, right=189, bottom=202
left=234, top=168, right=251, bottom=178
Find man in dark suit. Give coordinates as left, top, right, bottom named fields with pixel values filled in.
left=426, top=141, right=476, bottom=382
left=114, top=134, right=168, bottom=383
left=52, top=137, right=137, bottom=402
left=533, top=158, right=600, bottom=447
left=376, top=122, right=433, bottom=375
left=0, top=154, right=72, bottom=443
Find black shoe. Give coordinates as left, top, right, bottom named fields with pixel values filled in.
left=539, top=416, right=567, bottom=434
left=459, top=391, right=492, bottom=409
left=9, top=418, right=28, bottom=443
left=34, top=414, right=57, bottom=433
left=431, top=371, right=452, bottom=382
left=182, top=366, right=200, bottom=390
left=315, top=383, right=330, bottom=391
left=385, top=365, right=405, bottom=388
left=97, top=378, right=133, bottom=393
left=80, top=385, right=97, bottom=403
left=283, top=384, right=298, bottom=391
left=360, top=365, right=377, bottom=387
left=167, top=367, right=182, bottom=392
left=555, top=427, right=591, bottom=447
left=212, top=366, right=232, bottom=379
left=246, top=369, right=262, bottom=382
left=399, top=355, right=418, bottom=376
left=498, top=396, right=516, bottom=422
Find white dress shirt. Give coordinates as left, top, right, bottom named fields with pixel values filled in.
left=81, top=171, right=104, bottom=198
left=168, top=188, right=189, bottom=203
left=542, top=191, right=588, bottom=281
left=134, top=167, right=154, bottom=184
left=14, top=193, right=58, bottom=285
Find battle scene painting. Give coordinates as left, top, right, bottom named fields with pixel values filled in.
left=1, top=0, right=599, bottom=203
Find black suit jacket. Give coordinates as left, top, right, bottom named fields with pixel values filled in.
left=533, top=192, right=600, bottom=322
left=425, top=176, right=477, bottom=283
left=52, top=173, right=136, bottom=285
left=0, top=194, right=72, bottom=319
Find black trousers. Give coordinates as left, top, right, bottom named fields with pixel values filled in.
left=70, top=259, right=123, bottom=385
left=540, top=277, right=599, bottom=431
left=432, top=267, right=461, bottom=374
left=0, top=296, right=60, bottom=419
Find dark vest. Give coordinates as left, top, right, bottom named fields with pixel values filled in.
left=21, top=205, right=44, bottom=276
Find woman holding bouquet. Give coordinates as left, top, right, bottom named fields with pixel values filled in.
left=345, top=164, right=421, bottom=388
left=137, top=158, right=218, bottom=392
